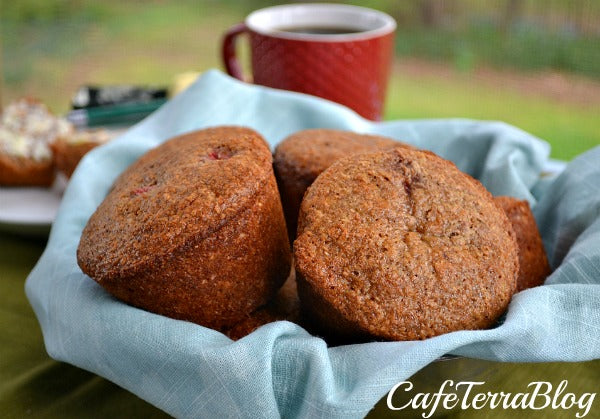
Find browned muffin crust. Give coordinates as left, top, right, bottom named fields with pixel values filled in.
left=52, top=141, right=97, bottom=179
left=295, top=147, right=519, bottom=342
left=494, top=196, right=551, bottom=291
left=77, top=126, right=291, bottom=330
left=225, top=270, right=301, bottom=340
left=0, top=153, right=55, bottom=186
left=273, top=129, right=409, bottom=240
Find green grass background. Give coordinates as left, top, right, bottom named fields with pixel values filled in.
left=385, top=71, right=599, bottom=160
left=1, top=0, right=599, bottom=160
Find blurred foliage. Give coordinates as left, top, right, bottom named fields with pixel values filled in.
left=0, top=0, right=234, bottom=85
left=217, top=0, right=600, bottom=79
left=394, top=24, right=600, bottom=78
left=1, top=0, right=111, bottom=22
left=3, top=0, right=599, bottom=85
left=1, top=0, right=598, bottom=159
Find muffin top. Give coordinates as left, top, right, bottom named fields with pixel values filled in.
left=274, top=129, right=403, bottom=181
left=78, top=126, right=272, bottom=281
left=0, top=98, right=73, bottom=161
left=295, top=147, right=519, bottom=341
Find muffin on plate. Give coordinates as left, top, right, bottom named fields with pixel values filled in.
left=53, top=128, right=121, bottom=178
left=295, top=147, right=519, bottom=342
left=495, top=196, right=551, bottom=291
left=77, top=126, right=291, bottom=331
left=0, top=98, right=73, bottom=186
left=273, top=129, right=410, bottom=241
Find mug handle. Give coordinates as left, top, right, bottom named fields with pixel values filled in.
left=222, top=23, right=249, bottom=81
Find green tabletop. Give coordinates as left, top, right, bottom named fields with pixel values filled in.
left=0, top=233, right=169, bottom=418
left=1, top=232, right=598, bottom=418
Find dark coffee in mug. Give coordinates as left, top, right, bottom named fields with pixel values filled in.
left=275, top=26, right=363, bottom=35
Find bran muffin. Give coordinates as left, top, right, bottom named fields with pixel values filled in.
left=77, top=126, right=291, bottom=331
left=0, top=152, right=56, bottom=187
left=295, top=147, right=519, bottom=342
left=495, top=196, right=551, bottom=291
left=273, top=129, right=409, bottom=240
left=0, top=98, right=73, bottom=186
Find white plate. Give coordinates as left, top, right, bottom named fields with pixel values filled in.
left=0, top=176, right=67, bottom=236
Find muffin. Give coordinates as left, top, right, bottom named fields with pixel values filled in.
left=77, top=126, right=292, bottom=331
left=273, top=129, right=409, bottom=240
left=295, top=147, right=519, bottom=342
left=494, top=196, right=551, bottom=291
left=53, top=128, right=121, bottom=178
left=0, top=98, right=73, bottom=186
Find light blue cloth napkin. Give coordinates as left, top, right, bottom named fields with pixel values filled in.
left=26, top=70, right=600, bottom=418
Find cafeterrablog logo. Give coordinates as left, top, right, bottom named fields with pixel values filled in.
left=387, top=380, right=596, bottom=418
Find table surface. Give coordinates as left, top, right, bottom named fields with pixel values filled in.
left=1, top=232, right=598, bottom=419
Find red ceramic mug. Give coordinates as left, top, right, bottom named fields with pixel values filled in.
left=222, top=4, right=396, bottom=120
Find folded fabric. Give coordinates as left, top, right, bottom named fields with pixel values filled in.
left=26, top=70, right=600, bottom=418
